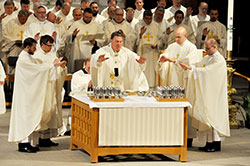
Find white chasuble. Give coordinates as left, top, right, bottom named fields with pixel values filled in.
left=2, top=18, right=29, bottom=58
left=70, top=70, right=91, bottom=95
left=64, top=20, right=104, bottom=72
left=196, top=20, right=227, bottom=57
left=90, top=45, right=149, bottom=91
left=157, top=39, right=200, bottom=87
left=33, top=49, right=67, bottom=133
left=8, top=51, right=54, bottom=142
left=135, top=20, right=161, bottom=87
left=186, top=51, right=230, bottom=137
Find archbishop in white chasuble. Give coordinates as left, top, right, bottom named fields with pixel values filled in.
left=90, top=31, right=149, bottom=91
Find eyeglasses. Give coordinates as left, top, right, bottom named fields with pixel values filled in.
left=37, top=11, right=46, bottom=14
left=115, top=14, right=123, bottom=16
left=45, top=43, right=53, bottom=48
left=205, top=46, right=214, bottom=50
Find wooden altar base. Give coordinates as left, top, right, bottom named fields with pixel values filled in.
left=70, top=98, right=188, bottom=163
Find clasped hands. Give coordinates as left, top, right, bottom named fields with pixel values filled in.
left=53, top=57, right=67, bottom=68
left=159, top=56, right=191, bottom=70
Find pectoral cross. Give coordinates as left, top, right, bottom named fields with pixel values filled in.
left=17, top=31, right=24, bottom=40
left=144, top=32, right=153, bottom=42
left=208, top=31, right=215, bottom=38
left=82, top=31, right=89, bottom=37
left=174, top=53, right=180, bottom=60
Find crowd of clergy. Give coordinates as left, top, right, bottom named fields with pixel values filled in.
left=0, top=0, right=229, bottom=155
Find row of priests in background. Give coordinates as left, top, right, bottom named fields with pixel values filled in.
left=0, top=0, right=227, bottom=89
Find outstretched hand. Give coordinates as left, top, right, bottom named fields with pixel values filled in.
left=159, top=56, right=175, bottom=63
left=179, top=61, right=192, bottom=70
left=97, top=54, right=109, bottom=63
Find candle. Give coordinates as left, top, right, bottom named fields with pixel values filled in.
left=227, top=0, right=234, bottom=51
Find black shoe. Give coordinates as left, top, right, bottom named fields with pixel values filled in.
left=64, top=130, right=71, bottom=136
left=18, top=143, right=40, bottom=153
left=38, top=138, right=59, bottom=147
left=187, top=138, right=193, bottom=147
left=213, top=141, right=221, bottom=151
left=198, top=142, right=215, bottom=152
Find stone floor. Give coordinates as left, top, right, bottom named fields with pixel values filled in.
left=1, top=75, right=250, bottom=166
left=1, top=109, right=250, bottom=166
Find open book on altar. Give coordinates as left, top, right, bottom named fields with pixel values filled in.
left=80, top=33, right=104, bottom=41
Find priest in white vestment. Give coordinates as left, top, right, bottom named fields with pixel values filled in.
left=104, top=8, right=136, bottom=51
left=179, top=38, right=230, bottom=152
left=153, top=6, right=170, bottom=50
left=165, top=0, right=187, bottom=25
left=63, top=8, right=104, bottom=73
left=167, top=10, right=196, bottom=45
left=23, top=6, right=59, bottom=53
left=0, top=1, right=18, bottom=25
left=156, top=26, right=200, bottom=87
left=90, top=2, right=106, bottom=24
left=151, top=0, right=170, bottom=23
left=196, top=8, right=227, bottom=58
left=32, top=35, right=67, bottom=146
left=71, top=58, right=92, bottom=95
left=0, top=0, right=20, bottom=14
left=8, top=37, right=65, bottom=153
left=63, top=8, right=83, bottom=31
left=157, top=26, right=201, bottom=146
left=100, top=0, right=118, bottom=19
left=134, top=0, right=145, bottom=20
left=190, top=2, right=210, bottom=37
left=91, top=31, right=149, bottom=91
left=135, top=10, right=162, bottom=87
left=0, top=61, right=6, bottom=114
left=2, top=10, right=29, bottom=73
left=56, top=2, right=73, bottom=25
left=125, top=7, right=139, bottom=30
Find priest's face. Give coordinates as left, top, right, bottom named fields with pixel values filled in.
left=21, top=3, right=30, bottom=11
left=154, top=10, right=164, bottom=23
left=135, top=0, right=144, bottom=10
left=37, top=7, right=46, bottom=22
left=143, top=15, right=152, bottom=25
left=73, top=9, right=83, bottom=21
left=175, top=28, right=187, bottom=45
left=28, top=43, right=37, bottom=55
left=83, top=12, right=93, bottom=24
left=42, top=41, right=53, bottom=53
left=90, top=3, right=99, bottom=17
left=157, top=0, right=166, bottom=8
left=114, top=9, right=124, bottom=24
left=210, top=10, right=219, bottom=22
left=111, top=36, right=123, bottom=52
left=175, top=13, right=184, bottom=25
left=4, top=4, right=15, bottom=15
left=18, top=14, right=28, bottom=25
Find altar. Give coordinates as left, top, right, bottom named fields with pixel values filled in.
left=70, top=94, right=191, bottom=163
